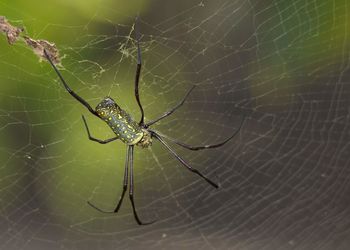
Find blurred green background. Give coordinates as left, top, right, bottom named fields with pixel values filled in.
left=1, top=0, right=350, bottom=250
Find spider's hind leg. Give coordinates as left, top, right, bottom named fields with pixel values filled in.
left=133, top=17, right=145, bottom=126
left=43, top=49, right=98, bottom=117
left=144, top=85, right=196, bottom=128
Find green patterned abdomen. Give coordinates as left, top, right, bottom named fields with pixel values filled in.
left=96, top=97, right=143, bottom=145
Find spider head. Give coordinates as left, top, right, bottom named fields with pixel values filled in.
left=95, top=97, right=118, bottom=118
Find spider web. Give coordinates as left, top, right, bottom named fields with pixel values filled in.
left=1, top=0, right=350, bottom=249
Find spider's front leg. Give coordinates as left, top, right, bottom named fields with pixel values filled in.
left=128, top=145, right=155, bottom=225
left=150, top=114, right=245, bottom=150
left=87, top=146, right=130, bottom=213
left=152, top=132, right=219, bottom=188
left=87, top=145, right=155, bottom=225
left=82, top=115, right=118, bottom=144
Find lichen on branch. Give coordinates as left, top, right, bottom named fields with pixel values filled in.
left=23, top=36, right=60, bottom=64
left=1, top=15, right=60, bottom=64
left=0, top=16, right=23, bottom=44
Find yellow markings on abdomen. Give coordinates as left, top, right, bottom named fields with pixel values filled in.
left=100, top=107, right=143, bottom=145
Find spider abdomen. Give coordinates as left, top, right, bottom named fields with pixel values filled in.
left=96, top=97, right=143, bottom=145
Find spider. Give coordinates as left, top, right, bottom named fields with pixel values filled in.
left=43, top=19, right=245, bottom=225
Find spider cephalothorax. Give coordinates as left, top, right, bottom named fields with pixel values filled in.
left=43, top=17, right=244, bottom=225
left=136, top=129, right=152, bottom=148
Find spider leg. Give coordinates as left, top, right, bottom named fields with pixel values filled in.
left=87, top=146, right=130, bottom=213
left=150, top=115, right=245, bottom=150
left=112, top=146, right=130, bottom=213
left=145, top=85, right=196, bottom=127
left=133, top=17, right=145, bottom=126
left=43, top=49, right=98, bottom=117
left=152, top=133, right=219, bottom=188
left=129, top=145, right=156, bottom=225
left=82, top=115, right=118, bottom=144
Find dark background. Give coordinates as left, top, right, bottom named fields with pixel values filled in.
left=1, top=0, right=350, bottom=249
